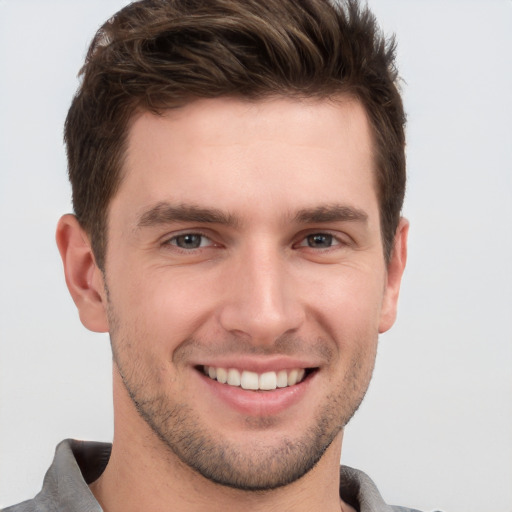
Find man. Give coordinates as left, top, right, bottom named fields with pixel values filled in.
left=3, top=0, right=417, bottom=510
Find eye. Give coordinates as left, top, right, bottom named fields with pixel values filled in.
left=167, top=233, right=213, bottom=249
left=298, top=233, right=340, bottom=249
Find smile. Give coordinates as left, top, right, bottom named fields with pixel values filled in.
left=202, top=366, right=310, bottom=391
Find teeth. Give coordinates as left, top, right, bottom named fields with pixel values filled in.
left=216, top=367, right=228, bottom=384
left=259, top=371, right=277, bottom=391
left=227, top=368, right=241, bottom=386
left=288, top=369, right=298, bottom=386
left=241, top=371, right=259, bottom=390
left=276, top=370, right=288, bottom=388
left=202, top=366, right=308, bottom=390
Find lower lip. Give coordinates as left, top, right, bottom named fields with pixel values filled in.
left=197, top=370, right=314, bottom=417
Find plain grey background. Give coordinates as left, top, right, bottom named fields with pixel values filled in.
left=0, top=1, right=511, bottom=511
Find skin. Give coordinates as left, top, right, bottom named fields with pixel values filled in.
left=57, top=96, right=408, bottom=512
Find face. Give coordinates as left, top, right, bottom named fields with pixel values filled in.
left=84, top=97, right=406, bottom=490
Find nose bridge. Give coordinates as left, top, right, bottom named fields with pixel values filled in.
left=219, top=239, right=303, bottom=341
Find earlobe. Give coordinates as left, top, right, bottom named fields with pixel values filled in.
left=378, top=217, right=409, bottom=334
left=56, top=214, right=109, bottom=333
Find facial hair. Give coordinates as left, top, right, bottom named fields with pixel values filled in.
left=107, top=300, right=377, bottom=491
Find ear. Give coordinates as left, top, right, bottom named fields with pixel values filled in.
left=378, top=217, right=409, bottom=334
left=56, top=214, right=109, bottom=333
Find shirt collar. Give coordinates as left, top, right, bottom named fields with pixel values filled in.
left=32, top=439, right=411, bottom=512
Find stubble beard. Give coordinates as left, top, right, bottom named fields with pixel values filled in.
left=108, top=308, right=377, bottom=491
left=121, top=386, right=347, bottom=491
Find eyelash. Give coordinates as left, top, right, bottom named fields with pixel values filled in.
left=295, top=232, right=344, bottom=250
left=162, top=231, right=348, bottom=252
left=164, top=232, right=215, bottom=251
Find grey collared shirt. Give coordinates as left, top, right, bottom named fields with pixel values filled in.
left=2, top=439, right=425, bottom=512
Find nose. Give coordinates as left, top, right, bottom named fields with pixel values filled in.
left=218, top=243, right=305, bottom=344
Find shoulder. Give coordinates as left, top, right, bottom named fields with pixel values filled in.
left=390, top=509, right=444, bottom=512
left=389, top=508, right=424, bottom=512
left=1, top=440, right=108, bottom=512
left=1, top=492, right=59, bottom=512
left=1, top=500, right=44, bottom=512
left=339, top=465, right=438, bottom=512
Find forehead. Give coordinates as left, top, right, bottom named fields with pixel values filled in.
left=115, top=96, right=378, bottom=225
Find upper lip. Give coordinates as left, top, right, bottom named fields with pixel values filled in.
left=192, top=355, right=320, bottom=373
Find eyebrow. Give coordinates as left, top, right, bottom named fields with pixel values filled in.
left=137, top=201, right=368, bottom=230
left=293, top=204, right=368, bottom=224
left=137, top=202, right=239, bottom=228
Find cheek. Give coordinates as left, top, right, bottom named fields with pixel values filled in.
left=308, top=266, right=386, bottom=335
left=111, top=268, right=218, bottom=347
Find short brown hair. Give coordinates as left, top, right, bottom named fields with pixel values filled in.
left=65, top=0, right=406, bottom=269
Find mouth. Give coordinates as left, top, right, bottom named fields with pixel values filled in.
left=199, top=365, right=316, bottom=391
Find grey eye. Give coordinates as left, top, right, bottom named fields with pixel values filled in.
left=173, top=234, right=204, bottom=249
left=306, top=234, right=333, bottom=248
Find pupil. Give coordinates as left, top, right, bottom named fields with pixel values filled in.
left=177, top=234, right=201, bottom=248
left=308, top=234, right=332, bottom=248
